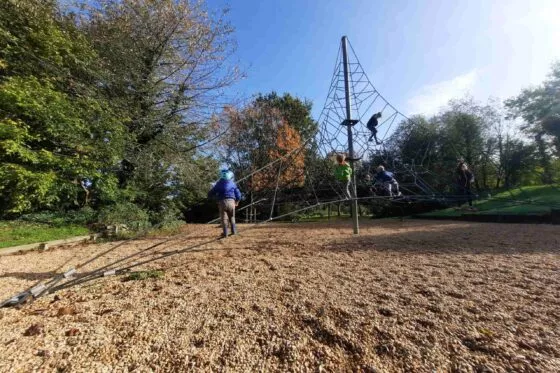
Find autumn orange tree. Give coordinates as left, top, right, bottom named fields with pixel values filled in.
left=252, top=120, right=305, bottom=191
left=219, top=93, right=314, bottom=194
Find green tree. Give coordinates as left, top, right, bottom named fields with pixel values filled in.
left=388, top=115, right=438, bottom=167
left=437, top=97, right=502, bottom=190
left=506, top=62, right=560, bottom=182
left=255, top=92, right=318, bottom=141
left=0, top=0, right=125, bottom=215
left=500, top=136, right=538, bottom=187
left=76, top=0, right=241, bottom=218
left=382, top=97, right=505, bottom=192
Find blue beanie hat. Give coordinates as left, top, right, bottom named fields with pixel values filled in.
left=220, top=169, right=234, bottom=180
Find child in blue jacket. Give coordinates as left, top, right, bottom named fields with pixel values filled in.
left=373, top=165, right=401, bottom=197
left=208, top=169, right=242, bottom=238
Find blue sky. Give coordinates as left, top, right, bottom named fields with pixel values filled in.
left=206, top=0, right=560, bottom=119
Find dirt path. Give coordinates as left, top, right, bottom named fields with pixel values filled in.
left=1, top=220, right=559, bottom=372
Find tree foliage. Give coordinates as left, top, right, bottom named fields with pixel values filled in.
left=505, top=62, right=560, bottom=154
left=377, top=97, right=542, bottom=192
left=0, top=0, right=239, bottom=223
left=78, top=0, right=240, bottom=215
left=252, top=121, right=305, bottom=191
left=222, top=100, right=305, bottom=192
left=254, top=92, right=317, bottom=141
left=506, top=62, right=560, bottom=182
left=0, top=0, right=125, bottom=215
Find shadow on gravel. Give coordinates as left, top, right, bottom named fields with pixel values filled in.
left=320, top=223, right=560, bottom=255
left=0, top=271, right=55, bottom=281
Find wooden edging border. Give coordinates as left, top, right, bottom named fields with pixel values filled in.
left=0, top=233, right=101, bottom=256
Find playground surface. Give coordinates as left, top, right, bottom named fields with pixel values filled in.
left=0, top=220, right=559, bottom=372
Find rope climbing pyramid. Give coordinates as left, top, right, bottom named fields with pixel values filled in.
left=313, top=36, right=448, bottom=225
left=317, top=37, right=413, bottom=161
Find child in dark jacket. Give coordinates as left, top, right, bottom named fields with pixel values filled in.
left=456, top=162, right=475, bottom=208
left=366, top=112, right=383, bottom=144
left=373, top=165, right=401, bottom=197
left=208, top=169, right=242, bottom=238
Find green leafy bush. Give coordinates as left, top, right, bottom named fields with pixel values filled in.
left=20, top=207, right=96, bottom=227
left=149, top=206, right=185, bottom=232
left=97, top=202, right=150, bottom=231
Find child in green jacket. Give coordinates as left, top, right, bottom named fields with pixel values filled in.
left=334, top=154, right=353, bottom=199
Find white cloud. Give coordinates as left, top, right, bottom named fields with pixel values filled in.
left=406, top=70, right=479, bottom=116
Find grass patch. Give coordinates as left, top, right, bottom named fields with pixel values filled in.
left=0, top=221, right=89, bottom=249
left=123, top=270, right=165, bottom=281
left=421, top=185, right=560, bottom=217
left=297, top=214, right=351, bottom=222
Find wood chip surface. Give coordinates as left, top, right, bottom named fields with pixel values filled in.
left=1, top=220, right=559, bottom=372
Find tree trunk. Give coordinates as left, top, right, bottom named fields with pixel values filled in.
left=536, top=132, right=553, bottom=184
left=80, top=181, right=90, bottom=206
left=481, top=158, right=488, bottom=190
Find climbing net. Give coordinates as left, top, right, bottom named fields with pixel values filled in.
left=313, top=38, right=442, bottom=201
left=317, top=39, right=404, bottom=160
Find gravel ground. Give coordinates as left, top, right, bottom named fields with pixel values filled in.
left=0, top=219, right=559, bottom=372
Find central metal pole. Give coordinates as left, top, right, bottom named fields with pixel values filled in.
left=341, top=36, right=359, bottom=235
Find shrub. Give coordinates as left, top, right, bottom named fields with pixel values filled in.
left=20, top=207, right=96, bottom=227
left=148, top=206, right=185, bottom=233
left=97, top=202, right=150, bottom=231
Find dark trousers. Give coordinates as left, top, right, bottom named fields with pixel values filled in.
left=368, top=127, right=379, bottom=142
left=457, top=186, right=472, bottom=207
left=218, top=199, right=236, bottom=232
